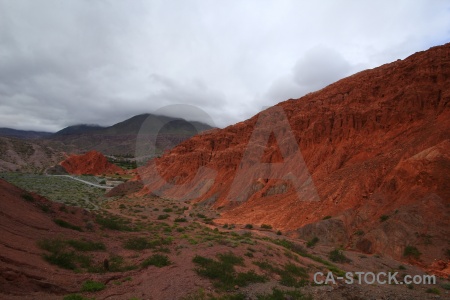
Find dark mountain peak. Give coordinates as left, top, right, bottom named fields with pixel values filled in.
left=0, top=128, right=53, bottom=139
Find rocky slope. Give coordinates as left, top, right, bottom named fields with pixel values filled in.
left=134, top=43, right=450, bottom=268
left=60, top=150, right=125, bottom=175
left=0, top=137, right=63, bottom=172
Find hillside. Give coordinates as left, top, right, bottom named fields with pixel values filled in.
left=0, top=137, right=64, bottom=172
left=132, top=43, right=450, bottom=269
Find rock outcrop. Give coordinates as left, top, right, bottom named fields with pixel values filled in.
left=60, top=150, right=125, bottom=175
left=132, top=44, right=450, bottom=266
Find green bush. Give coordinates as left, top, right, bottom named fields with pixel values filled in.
left=21, top=193, right=34, bottom=202
left=81, top=280, right=105, bottom=292
left=141, top=254, right=170, bottom=268
left=260, top=224, right=272, bottom=229
left=328, top=249, right=351, bottom=263
left=162, top=208, right=173, bottom=213
left=380, top=215, right=389, bottom=222
left=53, top=219, right=82, bottom=231
left=403, top=246, right=421, bottom=259
left=119, top=204, right=126, bottom=209
left=306, top=237, right=319, bottom=248
left=276, top=230, right=282, bottom=235
left=322, top=215, right=332, bottom=220
left=174, top=217, right=187, bottom=222
left=244, top=224, right=253, bottom=229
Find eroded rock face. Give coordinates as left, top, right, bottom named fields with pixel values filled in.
left=132, top=44, right=450, bottom=265
left=60, top=150, right=125, bottom=175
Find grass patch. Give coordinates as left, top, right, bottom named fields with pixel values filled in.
left=426, top=287, right=440, bottom=295
left=193, top=252, right=266, bottom=290
left=67, top=239, right=106, bottom=251
left=95, top=214, right=134, bottom=231
left=53, top=219, right=82, bottom=231
left=141, top=254, right=171, bottom=268
left=81, top=280, right=105, bottom=292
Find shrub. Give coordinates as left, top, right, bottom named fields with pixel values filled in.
left=157, top=214, right=169, bottom=220
left=81, top=280, right=105, bottom=292
left=193, top=253, right=266, bottom=290
left=95, top=215, right=134, bottom=231
left=174, top=217, right=187, bottom=222
left=123, top=237, right=152, bottom=250
left=21, top=193, right=34, bottom=202
left=403, top=246, right=421, bottom=259
left=99, top=180, right=106, bottom=184
left=141, top=254, right=170, bottom=268
left=328, top=249, right=351, bottom=263
left=119, top=204, right=126, bottom=209
left=276, top=230, right=282, bottom=235
left=306, top=237, right=319, bottom=248
left=322, top=215, right=332, bottom=220
left=162, top=208, right=173, bottom=213
left=244, top=224, right=253, bottom=229
left=440, top=283, right=450, bottom=290
left=380, top=215, right=389, bottom=222
left=426, top=287, right=440, bottom=295
left=53, top=219, right=82, bottom=231
left=260, top=224, right=272, bottom=230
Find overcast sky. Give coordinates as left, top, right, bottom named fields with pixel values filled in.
left=0, top=0, right=449, bottom=132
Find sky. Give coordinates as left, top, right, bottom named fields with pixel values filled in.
left=0, top=0, right=449, bottom=132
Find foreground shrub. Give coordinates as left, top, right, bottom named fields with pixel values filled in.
left=81, top=280, right=105, bottom=292
left=403, top=246, right=421, bottom=259
left=328, top=249, right=351, bottom=263
left=141, top=254, right=171, bottom=268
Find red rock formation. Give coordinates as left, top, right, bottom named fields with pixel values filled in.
left=61, top=150, right=125, bottom=175
left=134, top=43, right=450, bottom=266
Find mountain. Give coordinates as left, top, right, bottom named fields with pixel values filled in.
left=0, top=128, right=53, bottom=139
left=130, top=43, right=450, bottom=269
left=53, top=124, right=104, bottom=136
left=49, top=114, right=214, bottom=156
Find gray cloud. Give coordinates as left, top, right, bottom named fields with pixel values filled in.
left=0, top=0, right=449, bottom=132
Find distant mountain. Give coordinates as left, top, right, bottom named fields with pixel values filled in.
left=48, top=113, right=214, bottom=156
left=53, top=124, right=104, bottom=136
left=0, top=128, right=53, bottom=139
